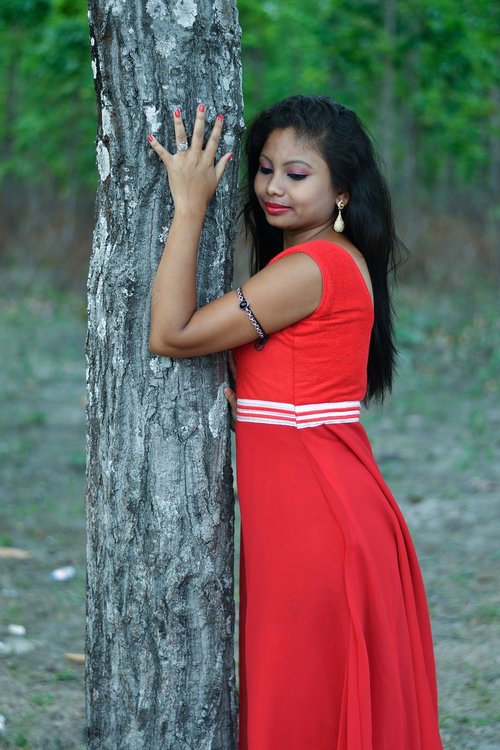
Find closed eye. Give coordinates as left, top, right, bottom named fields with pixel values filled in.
left=288, top=173, right=308, bottom=181
left=258, top=166, right=272, bottom=175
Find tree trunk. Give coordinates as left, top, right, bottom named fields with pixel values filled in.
left=85, top=2, right=242, bottom=747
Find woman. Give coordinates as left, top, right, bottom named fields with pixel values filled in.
left=148, top=95, right=443, bottom=750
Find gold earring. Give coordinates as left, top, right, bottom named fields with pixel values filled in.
left=334, top=200, right=345, bottom=233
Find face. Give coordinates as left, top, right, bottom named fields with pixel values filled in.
left=254, top=127, right=344, bottom=246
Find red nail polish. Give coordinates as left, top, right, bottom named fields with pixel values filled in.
left=217, top=114, right=223, bottom=123
left=199, top=103, right=205, bottom=113
left=174, top=109, right=181, bottom=118
left=228, top=153, right=233, bottom=161
left=147, top=134, right=154, bottom=142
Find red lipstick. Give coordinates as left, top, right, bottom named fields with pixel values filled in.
left=264, top=202, right=291, bottom=215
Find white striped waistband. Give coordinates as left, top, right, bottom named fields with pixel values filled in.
left=236, top=398, right=360, bottom=429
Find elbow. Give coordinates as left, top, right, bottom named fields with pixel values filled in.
left=149, top=332, right=186, bottom=359
left=148, top=317, right=176, bottom=357
left=149, top=334, right=175, bottom=358
left=149, top=314, right=197, bottom=358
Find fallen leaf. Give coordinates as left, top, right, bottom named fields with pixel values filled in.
left=0, top=547, right=31, bottom=560
left=65, top=652, right=85, bottom=664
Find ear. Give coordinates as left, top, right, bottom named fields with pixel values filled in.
left=336, top=189, right=350, bottom=207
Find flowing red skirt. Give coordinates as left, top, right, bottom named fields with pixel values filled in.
left=236, top=421, right=443, bottom=750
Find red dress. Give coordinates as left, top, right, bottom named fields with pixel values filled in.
left=234, top=240, right=443, bottom=750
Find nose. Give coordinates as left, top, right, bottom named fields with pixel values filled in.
left=266, top=172, right=285, bottom=197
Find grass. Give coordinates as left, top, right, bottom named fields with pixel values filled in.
left=0, top=268, right=499, bottom=748
left=0, top=272, right=87, bottom=750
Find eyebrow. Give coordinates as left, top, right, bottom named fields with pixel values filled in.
left=260, top=154, right=314, bottom=169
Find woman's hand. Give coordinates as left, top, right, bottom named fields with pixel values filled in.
left=224, top=351, right=237, bottom=430
left=147, top=105, right=233, bottom=212
left=224, top=386, right=237, bottom=431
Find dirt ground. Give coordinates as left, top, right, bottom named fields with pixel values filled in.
left=0, top=271, right=498, bottom=749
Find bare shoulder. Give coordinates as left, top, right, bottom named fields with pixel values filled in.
left=245, top=248, right=322, bottom=299
left=268, top=248, right=324, bottom=277
left=240, top=250, right=323, bottom=329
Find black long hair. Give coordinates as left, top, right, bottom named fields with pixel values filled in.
left=242, top=95, right=405, bottom=403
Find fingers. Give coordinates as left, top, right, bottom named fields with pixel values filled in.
left=146, top=134, right=171, bottom=166
left=224, top=386, right=237, bottom=428
left=224, top=386, right=236, bottom=406
left=172, top=105, right=220, bottom=156
left=228, top=350, right=237, bottom=380
left=173, top=108, right=189, bottom=151
left=215, top=151, right=234, bottom=183
left=146, top=109, right=192, bottom=157
left=191, top=104, right=206, bottom=149
left=204, top=113, right=224, bottom=160
left=147, top=105, right=233, bottom=183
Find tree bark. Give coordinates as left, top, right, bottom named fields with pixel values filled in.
left=85, top=1, right=242, bottom=747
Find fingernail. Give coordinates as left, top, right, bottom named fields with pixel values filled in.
left=228, top=153, right=233, bottom=161
left=147, top=134, right=154, bottom=142
left=174, top=109, right=181, bottom=118
left=217, top=114, right=223, bottom=123
left=199, top=103, right=205, bottom=113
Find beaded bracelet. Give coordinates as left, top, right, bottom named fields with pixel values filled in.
left=236, top=287, right=269, bottom=350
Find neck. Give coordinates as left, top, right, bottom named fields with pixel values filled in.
left=283, top=222, right=334, bottom=249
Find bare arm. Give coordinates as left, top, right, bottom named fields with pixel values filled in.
left=148, top=107, right=322, bottom=358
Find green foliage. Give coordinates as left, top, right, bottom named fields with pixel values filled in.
left=238, top=0, right=499, bottom=192
left=0, top=0, right=95, bottom=187
left=0, top=0, right=51, bottom=28
left=0, top=0, right=497, bottom=199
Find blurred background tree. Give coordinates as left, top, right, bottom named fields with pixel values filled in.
left=238, top=0, right=499, bottom=278
left=0, top=0, right=95, bottom=280
left=0, top=0, right=498, bottom=283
